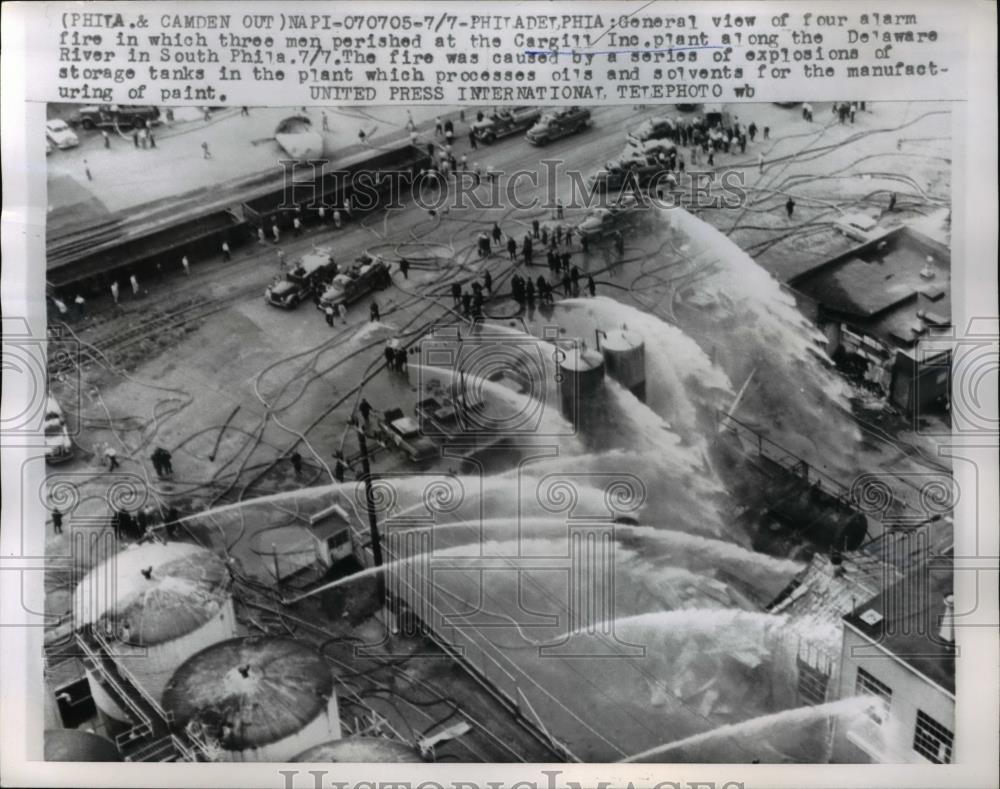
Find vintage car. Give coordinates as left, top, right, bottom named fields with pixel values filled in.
left=525, top=107, right=592, bottom=145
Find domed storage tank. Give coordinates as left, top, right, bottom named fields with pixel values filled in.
left=44, top=729, right=121, bottom=762
left=600, top=328, right=646, bottom=401
left=293, top=736, right=423, bottom=762
left=73, top=542, right=237, bottom=731
left=558, top=344, right=605, bottom=421
left=163, top=636, right=341, bottom=762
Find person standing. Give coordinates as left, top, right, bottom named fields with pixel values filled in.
left=202, top=141, right=211, bottom=159
left=369, top=301, right=380, bottom=322
left=105, top=445, right=119, bottom=471
left=148, top=132, right=156, bottom=149
left=469, top=129, right=478, bottom=150
left=221, top=241, right=231, bottom=261
left=748, top=122, right=757, bottom=142
left=338, top=302, right=348, bottom=324
left=763, top=126, right=770, bottom=140
left=293, top=215, right=302, bottom=236
left=52, top=508, right=63, bottom=535
left=129, top=273, right=140, bottom=297
left=333, top=453, right=346, bottom=483
left=102, top=130, right=110, bottom=148
left=83, top=159, right=93, bottom=181
left=507, top=236, right=517, bottom=261
left=241, top=106, right=250, bottom=117
left=587, top=274, right=596, bottom=297
left=399, top=258, right=410, bottom=279
left=257, top=226, right=267, bottom=245
left=532, top=218, right=540, bottom=239
left=358, top=398, right=373, bottom=427
left=151, top=449, right=163, bottom=477
left=333, top=209, right=342, bottom=229
left=161, top=449, right=173, bottom=476
left=74, top=293, right=86, bottom=319
left=451, top=282, right=462, bottom=307
left=758, top=152, right=765, bottom=174
left=271, top=222, right=280, bottom=243
left=110, top=280, right=120, bottom=304
left=785, top=197, right=796, bottom=218
left=290, top=451, right=303, bottom=476
left=384, top=345, right=396, bottom=371
left=492, top=222, right=502, bottom=245
left=395, top=347, right=407, bottom=372
left=133, top=130, right=140, bottom=148
left=325, top=305, right=335, bottom=326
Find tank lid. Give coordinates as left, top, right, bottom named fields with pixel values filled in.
left=163, top=636, right=334, bottom=751
left=559, top=346, right=604, bottom=373
left=601, top=329, right=644, bottom=352
left=44, top=729, right=122, bottom=762
left=293, top=737, right=423, bottom=763
left=73, top=542, right=230, bottom=646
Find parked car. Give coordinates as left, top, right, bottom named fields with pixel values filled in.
left=69, top=105, right=160, bottom=131
left=471, top=107, right=543, bottom=144
left=628, top=116, right=678, bottom=144
left=44, top=396, right=73, bottom=464
left=379, top=407, right=438, bottom=463
left=265, top=247, right=338, bottom=308
left=318, top=254, right=391, bottom=310
left=576, top=196, right=646, bottom=240
left=45, top=119, right=79, bottom=149
left=525, top=107, right=591, bottom=145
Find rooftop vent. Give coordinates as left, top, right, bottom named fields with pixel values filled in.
left=859, top=608, right=883, bottom=626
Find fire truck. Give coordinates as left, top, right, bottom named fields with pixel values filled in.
left=265, top=247, right=338, bottom=309
left=317, top=254, right=392, bottom=310
left=525, top=107, right=592, bottom=145
left=471, top=107, right=544, bottom=144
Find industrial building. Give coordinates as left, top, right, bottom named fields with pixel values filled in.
left=789, top=226, right=952, bottom=416
left=830, top=552, right=955, bottom=763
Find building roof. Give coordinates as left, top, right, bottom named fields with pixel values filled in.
left=843, top=551, right=954, bottom=695
left=163, top=636, right=335, bottom=751
left=73, top=542, right=231, bottom=646
left=789, top=226, right=951, bottom=352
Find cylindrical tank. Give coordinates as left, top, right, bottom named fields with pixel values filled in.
left=163, top=636, right=341, bottom=762
left=558, top=344, right=605, bottom=420
left=293, top=736, right=423, bottom=762
left=73, top=541, right=237, bottom=726
left=600, top=329, right=646, bottom=401
left=44, top=729, right=121, bottom=762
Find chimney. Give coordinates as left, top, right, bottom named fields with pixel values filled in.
left=938, top=593, right=955, bottom=645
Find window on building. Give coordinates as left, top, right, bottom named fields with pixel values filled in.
left=913, top=709, right=954, bottom=764
left=855, top=667, right=892, bottom=724
left=328, top=529, right=350, bottom=549
left=796, top=657, right=830, bottom=705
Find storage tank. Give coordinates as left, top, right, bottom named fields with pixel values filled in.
left=73, top=542, right=237, bottom=731
left=293, top=736, right=423, bottom=762
left=600, top=328, right=646, bottom=401
left=163, top=636, right=341, bottom=762
left=558, top=344, right=605, bottom=421
left=44, top=729, right=121, bottom=761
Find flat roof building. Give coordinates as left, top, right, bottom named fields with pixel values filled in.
left=830, top=551, right=955, bottom=763
left=790, top=225, right=951, bottom=416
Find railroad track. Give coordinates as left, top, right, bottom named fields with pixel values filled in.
left=48, top=281, right=266, bottom=378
